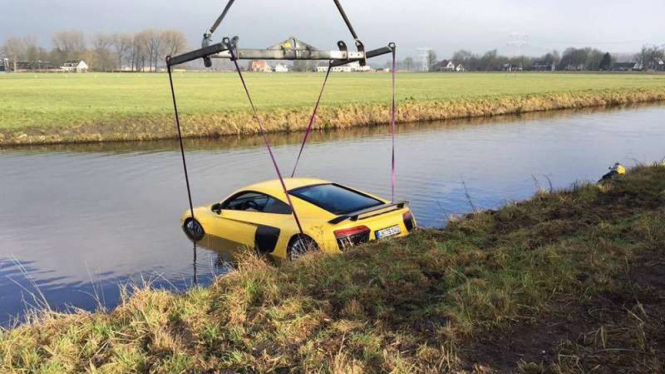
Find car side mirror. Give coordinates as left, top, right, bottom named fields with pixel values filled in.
left=212, top=203, right=223, bottom=215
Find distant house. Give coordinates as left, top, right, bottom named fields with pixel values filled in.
left=61, top=60, right=89, bottom=73
left=657, top=59, right=665, bottom=71
left=432, top=60, right=455, bottom=72
left=532, top=62, right=556, bottom=71
left=316, top=61, right=372, bottom=73
left=612, top=62, right=640, bottom=72
left=455, top=64, right=465, bottom=72
left=250, top=60, right=272, bottom=73
left=17, top=60, right=56, bottom=71
left=564, top=63, right=585, bottom=71
left=274, top=63, right=289, bottom=73
left=0, top=59, right=56, bottom=72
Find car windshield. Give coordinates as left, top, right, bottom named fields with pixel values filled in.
left=290, top=184, right=383, bottom=215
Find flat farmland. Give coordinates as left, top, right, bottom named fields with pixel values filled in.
left=1, top=72, right=664, bottom=144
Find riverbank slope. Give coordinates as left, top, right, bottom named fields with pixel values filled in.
left=2, top=164, right=664, bottom=373
left=2, top=72, right=665, bottom=145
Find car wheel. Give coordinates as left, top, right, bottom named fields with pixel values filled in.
left=183, top=218, right=205, bottom=241
left=287, top=235, right=319, bottom=261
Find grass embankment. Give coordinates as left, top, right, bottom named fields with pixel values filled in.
left=1, top=72, right=665, bottom=145
left=2, top=165, right=665, bottom=373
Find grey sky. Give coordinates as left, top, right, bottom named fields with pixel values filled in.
left=1, top=0, right=663, bottom=58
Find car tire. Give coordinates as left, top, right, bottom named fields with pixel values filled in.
left=287, top=235, right=319, bottom=261
left=183, top=218, right=205, bottom=242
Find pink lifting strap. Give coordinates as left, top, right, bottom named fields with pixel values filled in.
left=390, top=48, right=397, bottom=202
left=229, top=49, right=305, bottom=235
left=291, top=62, right=333, bottom=178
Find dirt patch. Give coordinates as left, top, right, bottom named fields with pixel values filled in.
left=461, top=249, right=665, bottom=373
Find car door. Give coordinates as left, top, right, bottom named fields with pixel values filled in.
left=212, top=191, right=294, bottom=253
left=209, top=192, right=267, bottom=249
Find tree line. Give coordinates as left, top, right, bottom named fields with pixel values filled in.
left=398, top=44, right=665, bottom=72
left=1, top=29, right=187, bottom=72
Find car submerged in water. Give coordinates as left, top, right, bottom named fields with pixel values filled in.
left=181, top=178, right=416, bottom=260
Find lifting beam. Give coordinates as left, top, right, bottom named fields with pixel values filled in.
left=166, top=0, right=395, bottom=68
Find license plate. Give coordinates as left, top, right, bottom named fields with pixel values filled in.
left=376, top=225, right=401, bottom=239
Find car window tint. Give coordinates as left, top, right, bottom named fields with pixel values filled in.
left=223, top=192, right=291, bottom=214
left=290, top=184, right=383, bottom=215
left=224, top=192, right=269, bottom=212
left=263, top=198, right=292, bottom=215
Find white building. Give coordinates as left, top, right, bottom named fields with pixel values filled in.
left=61, top=60, right=89, bottom=73
left=316, top=61, right=372, bottom=73
left=274, top=63, right=289, bottom=73
left=433, top=60, right=456, bottom=72
left=455, top=64, right=465, bottom=72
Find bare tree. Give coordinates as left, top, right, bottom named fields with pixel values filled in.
left=1, top=37, right=26, bottom=71
left=403, top=57, right=414, bottom=71
left=52, top=30, right=86, bottom=64
left=426, top=50, right=438, bottom=72
left=133, top=31, right=151, bottom=71
left=161, top=30, right=187, bottom=57
left=452, top=50, right=473, bottom=66
left=111, top=33, right=132, bottom=70
left=23, top=36, right=38, bottom=60
left=23, top=37, right=50, bottom=70
left=143, top=29, right=163, bottom=71
left=635, top=45, right=664, bottom=71
left=126, top=34, right=139, bottom=71
left=92, top=33, right=115, bottom=71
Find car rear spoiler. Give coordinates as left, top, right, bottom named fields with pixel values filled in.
left=329, top=202, right=408, bottom=225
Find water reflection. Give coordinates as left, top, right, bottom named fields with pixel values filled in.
left=192, top=234, right=284, bottom=278
left=193, top=236, right=244, bottom=278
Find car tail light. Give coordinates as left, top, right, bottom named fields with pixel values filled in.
left=334, top=226, right=370, bottom=250
left=403, top=210, right=416, bottom=232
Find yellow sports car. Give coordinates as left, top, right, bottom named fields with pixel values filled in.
left=181, top=178, right=416, bottom=260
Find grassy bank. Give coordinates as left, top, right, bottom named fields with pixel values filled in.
left=1, top=72, right=665, bottom=145
left=2, top=164, right=664, bottom=373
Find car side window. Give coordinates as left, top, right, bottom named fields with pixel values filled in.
left=222, top=192, right=292, bottom=214
left=223, top=192, right=268, bottom=212
left=263, top=197, right=293, bottom=215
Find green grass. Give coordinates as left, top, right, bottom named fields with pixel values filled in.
left=1, top=72, right=665, bottom=145
left=2, top=164, right=664, bottom=373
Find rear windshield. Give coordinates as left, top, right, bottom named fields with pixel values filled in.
left=290, top=184, right=383, bottom=215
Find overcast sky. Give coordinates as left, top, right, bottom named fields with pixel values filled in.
left=1, top=0, right=664, bottom=59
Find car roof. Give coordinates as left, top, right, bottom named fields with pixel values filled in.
left=242, top=178, right=331, bottom=195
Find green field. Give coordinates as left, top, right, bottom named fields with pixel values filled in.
left=1, top=72, right=665, bottom=144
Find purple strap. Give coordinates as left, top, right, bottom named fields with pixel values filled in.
left=390, top=49, right=397, bottom=202
left=229, top=50, right=304, bottom=235
left=291, top=62, right=333, bottom=178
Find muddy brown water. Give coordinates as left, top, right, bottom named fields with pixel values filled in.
left=1, top=104, right=664, bottom=324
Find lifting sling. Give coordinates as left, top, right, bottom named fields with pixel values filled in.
left=291, top=62, right=332, bottom=178
left=166, top=0, right=398, bottom=240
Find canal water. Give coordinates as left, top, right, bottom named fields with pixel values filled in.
left=1, top=105, right=664, bottom=324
